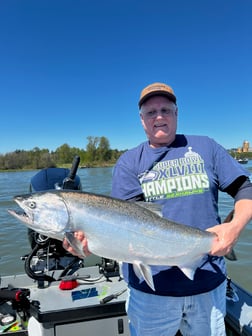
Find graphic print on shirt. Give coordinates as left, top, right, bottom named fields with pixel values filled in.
left=139, top=147, right=210, bottom=201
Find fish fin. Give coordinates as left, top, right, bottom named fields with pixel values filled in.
left=136, top=202, right=163, bottom=217
left=179, top=258, right=205, bottom=280
left=179, top=266, right=196, bottom=280
left=225, top=249, right=237, bottom=261
left=64, top=232, right=86, bottom=258
left=133, top=262, right=155, bottom=291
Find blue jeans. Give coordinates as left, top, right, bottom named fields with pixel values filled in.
left=126, top=280, right=226, bottom=336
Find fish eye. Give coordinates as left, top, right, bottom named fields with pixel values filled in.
left=29, top=201, right=36, bottom=209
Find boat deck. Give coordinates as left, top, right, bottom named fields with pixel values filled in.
left=1, top=267, right=252, bottom=335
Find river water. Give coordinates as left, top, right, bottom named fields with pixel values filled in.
left=0, top=165, right=252, bottom=292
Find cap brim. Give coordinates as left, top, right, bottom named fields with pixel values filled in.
left=139, top=91, right=176, bottom=108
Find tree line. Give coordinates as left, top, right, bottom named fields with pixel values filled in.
left=0, top=136, right=126, bottom=170
left=1, top=137, right=251, bottom=171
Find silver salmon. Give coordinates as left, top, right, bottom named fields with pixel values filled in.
left=9, top=190, right=216, bottom=291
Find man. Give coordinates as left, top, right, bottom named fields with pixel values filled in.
left=64, top=82, right=252, bottom=336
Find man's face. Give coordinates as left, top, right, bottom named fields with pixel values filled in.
left=140, top=95, right=178, bottom=148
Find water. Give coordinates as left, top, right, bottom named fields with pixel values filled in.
left=0, top=165, right=252, bottom=292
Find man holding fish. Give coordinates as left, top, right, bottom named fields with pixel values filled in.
left=64, top=83, right=252, bottom=335
left=8, top=82, right=249, bottom=335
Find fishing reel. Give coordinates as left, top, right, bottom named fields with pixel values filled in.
left=98, top=258, right=121, bottom=281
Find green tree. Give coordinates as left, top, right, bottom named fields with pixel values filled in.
left=55, top=144, right=73, bottom=164
left=97, top=136, right=111, bottom=161
left=86, top=136, right=99, bottom=162
left=0, top=136, right=128, bottom=170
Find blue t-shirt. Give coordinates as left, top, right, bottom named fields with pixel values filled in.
left=111, top=135, right=250, bottom=296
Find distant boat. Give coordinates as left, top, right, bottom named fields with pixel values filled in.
left=236, top=158, right=249, bottom=164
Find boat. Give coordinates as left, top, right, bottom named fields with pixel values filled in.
left=236, top=158, right=249, bottom=164
left=1, top=259, right=252, bottom=336
left=1, top=157, right=252, bottom=335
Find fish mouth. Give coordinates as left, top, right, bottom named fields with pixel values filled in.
left=8, top=209, right=32, bottom=225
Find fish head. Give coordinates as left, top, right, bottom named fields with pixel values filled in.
left=8, top=191, right=69, bottom=240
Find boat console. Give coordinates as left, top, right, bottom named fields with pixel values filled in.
left=1, top=266, right=129, bottom=336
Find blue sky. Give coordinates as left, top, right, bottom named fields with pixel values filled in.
left=0, top=0, right=251, bottom=154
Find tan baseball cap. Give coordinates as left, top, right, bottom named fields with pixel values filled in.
left=138, top=82, right=176, bottom=108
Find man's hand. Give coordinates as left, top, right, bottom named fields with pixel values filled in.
left=208, top=199, right=252, bottom=257
left=63, top=231, right=91, bottom=258
left=207, top=222, right=240, bottom=257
